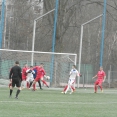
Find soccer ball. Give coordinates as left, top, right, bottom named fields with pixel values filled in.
left=46, top=76, right=50, bottom=80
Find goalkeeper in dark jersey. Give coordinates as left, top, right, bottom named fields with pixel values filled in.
left=9, top=61, right=22, bottom=99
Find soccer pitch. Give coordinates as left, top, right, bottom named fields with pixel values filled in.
left=0, top=87, right=117, bottom=117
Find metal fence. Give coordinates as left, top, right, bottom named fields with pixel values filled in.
left=107, top=71, right=117, bottom=88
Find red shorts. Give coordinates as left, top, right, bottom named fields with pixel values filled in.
left=95, top=79, right=103, bottom=86
left=35, top=76, right=43, bottom=82
left=35, top=77, right=41, bottom=82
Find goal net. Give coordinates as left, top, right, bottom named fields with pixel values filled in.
left=0, top=49, right=77, bottom=88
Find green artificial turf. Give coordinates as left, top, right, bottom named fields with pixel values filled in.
left=0, top=88, right=117, bottom=117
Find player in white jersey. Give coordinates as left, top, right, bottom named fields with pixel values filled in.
left=26, top=66, right=35, bottom=88
left=64, top=65, right=80, bottom=94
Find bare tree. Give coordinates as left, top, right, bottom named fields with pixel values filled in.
left=4, top=0, right=117, bottom=75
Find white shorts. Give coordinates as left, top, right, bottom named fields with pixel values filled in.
left=68, top=78, right=75, bottom=85
left=26, top=77, right=34, bottom=82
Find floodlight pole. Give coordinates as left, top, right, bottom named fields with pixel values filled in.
left=78, top=14, right=103, bottom=88
left=0, top=0, right=6, bottom=49
left=50, top=0, right=59, bottom=84
left=31, top=9, right=55, bottom=66
left=100, top=0, right=107, bottom=67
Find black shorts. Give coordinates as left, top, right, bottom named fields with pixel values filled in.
left=12, top=79, right=21, bottom=87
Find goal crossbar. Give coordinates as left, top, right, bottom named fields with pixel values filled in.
left=0, top=49, right=77, bottom=56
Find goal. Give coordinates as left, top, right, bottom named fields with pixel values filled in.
left=0, top=49, right=77, bottom=87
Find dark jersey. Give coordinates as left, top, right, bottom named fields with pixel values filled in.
left=9, top=65, right=22, bottom=80
left=33, top=68, right=37, bottom=79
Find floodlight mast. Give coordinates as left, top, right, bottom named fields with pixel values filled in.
left=78, top=14, right=103, bottom=88
left=31, top=9, right=55, bottom=66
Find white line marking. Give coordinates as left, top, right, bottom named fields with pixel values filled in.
left=0, top=101, right=117, bottom=105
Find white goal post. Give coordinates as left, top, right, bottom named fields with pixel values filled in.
left=78, top=14, right=103, bottom=88
left=0, top=49, right=77, bottom=87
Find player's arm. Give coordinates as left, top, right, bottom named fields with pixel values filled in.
left=26, top=69, right=29, bottom=73
left=77, top=70, right=82, bottom=77
left=43, top=69, right=46, bottom=76
left=22, top=68, right=25, bottom=75
left=9, top=68, right=12, bottom=79
left=32, top=70, right=35, bottom=74
left=92, top=75, right=97, bottom=79
left=26, top=69, right=32, bottom=73
left=103, top=76, right=106, bottom=82
left=103, top=72, right=106, bottom=82
left=9, top=68, right=13, bottom=82
left=33, top=66, right=37, bottom=70
left=19, top=67, right=22, bottom=81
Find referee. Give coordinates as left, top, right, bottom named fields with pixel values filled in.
left=9, top=61, right=22, bottom=99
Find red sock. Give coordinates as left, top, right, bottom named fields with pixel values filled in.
left=33, top=84, right=36, bottom=90
left=27, top=82, right=29, bottom=88
left=63, top=85, right=68, bottom=92
left=71, top=86, right=75, bottom=91
left=41, top=80, right=48, bottom=87
left=94, top=85, right=97, bottom=92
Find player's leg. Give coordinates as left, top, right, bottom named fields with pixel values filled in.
left=65, top=84, right=73, bottom=94
left=9, top=88, right=13, bottom=97
left=27, top=82, right=29, bottom=88
left=29, top=78, right=34, bottom=88
left=40, top=77, right=49, bottom=88
left=21, top=79, right=26, bottom=89
left=64, top=79, right=71, bottom=94
left=15, top=79, right=21, bottom=99
left=94, top=85, right=97, bottom=93
left=64, top=85, right=68, bottom=91
left=61, top=85, right=68, bottom=93
left=94, top=81, right=99, bottom=93
left=26, top=77, right=30, bottom=89
left=32, top=79, right=37, bottom=91
left=71, top=85, right=75, bottom=92
left=32, top=81, right=36, bottom=90
left=71, top=80, right=76, bottom=92
left=99, top=85, right=103, bottom=92
left=69, top=79, right=74, bottom=94
left=9, top=80, right=15, bottom=97
left=9, top=82, right=12, bottom=88
left=29, top=81, right=33, bottom=88
left=98, top=80, right=103, bottom=92
left=64, top=84, right=69, bottom=94
left=38, top=80, right=42, bottom=89
left=71, top=86, right=75, bottom=90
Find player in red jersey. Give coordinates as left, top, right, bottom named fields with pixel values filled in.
left=32, top=63, right=49, bottom=91
left=92, top=66, right=106, bottom=93
left=21, top=63, right=29, bottom=89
